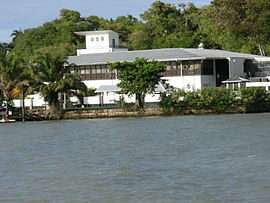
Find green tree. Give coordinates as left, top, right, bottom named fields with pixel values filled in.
left=0, top=42, right=14, bottom=52
left=0, top=50, right=26, bottom=118
left=129, top=1, right=202, bottom=50
left=31, top=54, right=87, bottom=119
left=12, top=9, right=92, bottom=60
left=109, top=58, right=165, bottom=109
left=210, top=0, right=270, bottom=56
left=99, top=15, right=139, bottom=48
left=60, top=9, right=82, bottom=23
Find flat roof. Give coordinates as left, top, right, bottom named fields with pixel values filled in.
left=222, top=76, right=250, bottom=83
left=74, top=30, right=118, bottom=36
left=95, top=83, right=166, bottom=93
left=68, top=48, right=268, bottom=66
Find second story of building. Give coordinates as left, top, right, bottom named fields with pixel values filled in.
left=75, top=30, right=128, bottom=55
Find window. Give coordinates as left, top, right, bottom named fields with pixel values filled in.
left=202, top=60, right=213, bottom=75
left=91, top=67, right=96, bottom=74
left=171, top=61, right=177, bottom=69
left=91, top=37, right=94, bottom=41
left=101, top=37, right=104, bottom=41
left=85, top=68, right=90, bottom=74
left=96, top=37, right=99, bottom=41
left=112, top=39, right=116, bottom=48
left=182, top=61, right=194, bottom=76
left=96, top=65, right=101, bottom=73
left=161, top=61, right=181, bottom=76
left=76, top=64, right=116, bottom=80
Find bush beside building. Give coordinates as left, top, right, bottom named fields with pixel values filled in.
left=160, top=87, right=270, bottom=114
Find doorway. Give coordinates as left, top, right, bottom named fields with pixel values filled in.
left=216, top=59, right=229, bottom=86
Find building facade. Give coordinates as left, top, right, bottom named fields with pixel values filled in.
left=66, top=30, right=270, bottom=105
left=13, top=30, right=270, bottom=108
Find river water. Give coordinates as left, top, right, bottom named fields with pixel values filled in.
left=1, top=114, right=270, bottom=202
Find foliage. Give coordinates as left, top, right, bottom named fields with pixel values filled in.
left=240, top=87, right=269, bottom=111
left=0, top=50, right=26, bottom=103
left=4, top=1, right=270, bottom=57
left=129, top=2, right=202, bottom=50
left=109, top=58, right=166, bottom=109
left=0, top=50, right=30, bottom=118
left=99, top=15, right=139, bottom=48
left=210, top=0, right=270, bottom=55
left=31, top=54, right=87, bottom=118
left=160, top=87, right=269, bottom=113
left=0, top=43, right=14, bottom=52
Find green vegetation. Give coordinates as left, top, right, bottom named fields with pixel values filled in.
left=109, top=58, right=165, bottom=109
left=160, top=87, right=270, bottom=113
left=211, top=0, right=270, bottom=56
left=0, top=50, right=28, bottom=118
left=30, top=54, right=87, bottom=119
left=2, top=0, right=270, bottom=58
left=1, top=0, right=270, bottom=119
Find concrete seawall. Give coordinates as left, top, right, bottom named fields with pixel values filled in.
left=22, top=105, right=267, bottom=121
left=63, top=107, right=165, bottom=119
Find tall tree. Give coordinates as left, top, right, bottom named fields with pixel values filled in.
left=109, top=58, right=165, bottom=109
left=129, top=1, right=201, bottom=50
left=0, top=50, right=26, bottom=118
left=210, top=0, right=270, bottom=56
left=31, top=54, right=87, bottom=119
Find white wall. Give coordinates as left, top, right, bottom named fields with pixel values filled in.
left=246, top=82, right=270, bottom=91
left=77, top=32, right=127, bottom=55
left=83, top=79, right=119, bottom=89
left=13, top=94, right=46, bottom=108
left=85, top=33, right=111, bottom=50
left=144, top=94, right=161, bottom=103
left=83, top=96, right=100, bottom=105
left=163, top=75, right=202, bottom=91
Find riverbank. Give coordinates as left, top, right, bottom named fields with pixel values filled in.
left=18, top=105, right=268, bottom=121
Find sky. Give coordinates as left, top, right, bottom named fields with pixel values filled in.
left=0, top=0, right=211, bottom=43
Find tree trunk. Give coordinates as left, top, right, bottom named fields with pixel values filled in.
left=5, top=103, right=9, bottom=120
left=48, top=102, right=62, bottom=119
left=135, top=93, right=144, bottom=110
left=21, top=89, right=25, bottom=122
left=258, top=44, right=267, bottom=56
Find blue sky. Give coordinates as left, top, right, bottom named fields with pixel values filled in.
left=0, top=0, right=211, bottom=43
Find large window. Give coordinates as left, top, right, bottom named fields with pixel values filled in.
left=161, top=60, right=202, bottom=76
left=182, top=60, right=201, bottom=76
left=71, top=64, right=116, bottom=80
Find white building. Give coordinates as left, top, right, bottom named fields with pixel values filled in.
left=75, top=30, right=128, bottom=55
left=13, top=30, right=270, bottom=108
left=66, top=30, right=270, bottom=106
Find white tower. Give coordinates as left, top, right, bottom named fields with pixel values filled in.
left=75, top=30, right=128, bottom=55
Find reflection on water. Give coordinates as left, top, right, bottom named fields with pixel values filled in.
left=1, top=114, right=270, bottom=202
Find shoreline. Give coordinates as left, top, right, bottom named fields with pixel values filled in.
left=11, top=106, right=269, bottom=121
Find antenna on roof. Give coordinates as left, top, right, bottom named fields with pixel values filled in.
left=198, top=43, right=204, bottom=49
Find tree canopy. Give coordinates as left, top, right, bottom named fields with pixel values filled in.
left=31, top=54, right=87, bottom=118
left=2, top=1, right=270, bottom=58
left=109, top=58, right=165, bottom=109
left=210, top=0, right=270, bottom=55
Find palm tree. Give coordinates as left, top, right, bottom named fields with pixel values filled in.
left=0, top=50, right=26, bottom=119
left=10, top=30, right=23, bottom=43
left=31, top=53, right=87, bottom=119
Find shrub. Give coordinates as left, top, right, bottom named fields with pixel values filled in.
left=160, top=87, right=270, bottom=113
